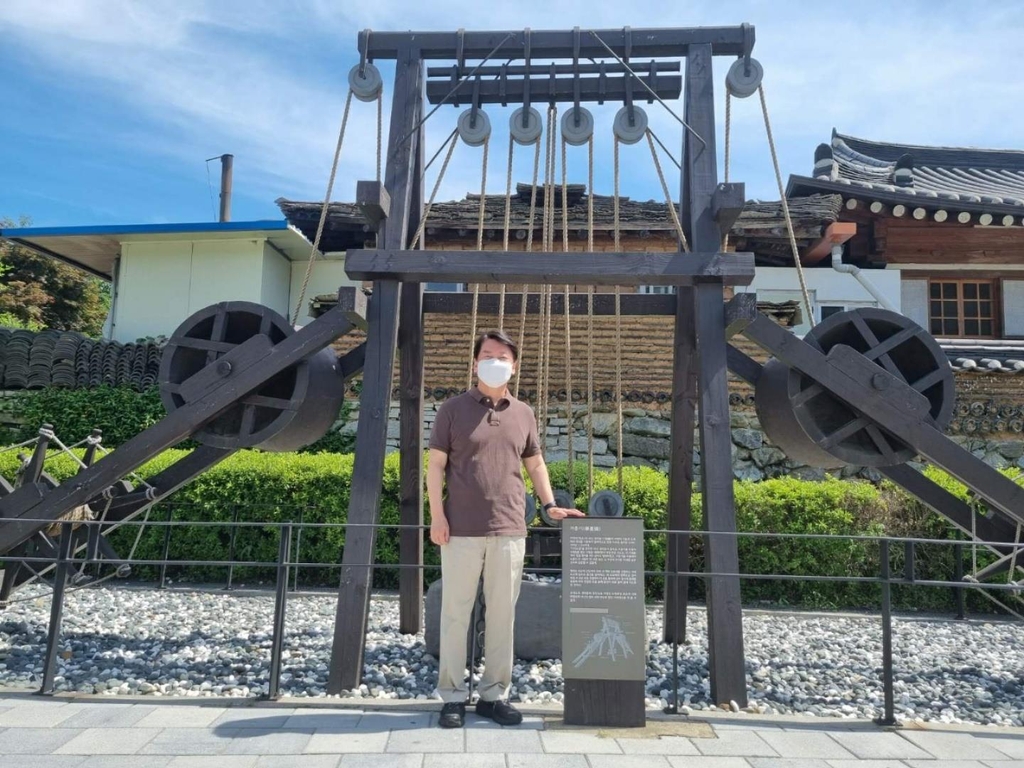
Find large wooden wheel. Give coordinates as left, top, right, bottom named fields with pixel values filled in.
left=755, top=308, right=955, bottom=468
left=158, top=302, right=344, bottom=452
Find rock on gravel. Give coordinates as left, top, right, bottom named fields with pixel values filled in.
left=1, top=584, right=1022, bottom=726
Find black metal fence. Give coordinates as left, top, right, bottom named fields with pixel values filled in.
left=1, top=513, right=1021, bottom=726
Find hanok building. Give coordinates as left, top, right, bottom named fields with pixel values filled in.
left=788, top=131, right=1024, bottom=441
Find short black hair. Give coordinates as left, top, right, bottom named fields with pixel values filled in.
left=474, top=329, right=519, bottom=361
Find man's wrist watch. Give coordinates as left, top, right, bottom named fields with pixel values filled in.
left=542, top=501, right=556, bottom=511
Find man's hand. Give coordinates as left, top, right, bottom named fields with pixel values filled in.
left=430, top=514, right=450, bottom=546
left=547, top=507, right=586, bottom=520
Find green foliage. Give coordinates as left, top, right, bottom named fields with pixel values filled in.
left=14, top=385, right=168, bottom=447
left=0, top=217, right=109, bottom=337
left=0, top=445, right=999, bottom=612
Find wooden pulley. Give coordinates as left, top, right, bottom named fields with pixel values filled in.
left=540, top=488, right=575, bottom=527
left=458, top=107, right=491, bottom=146
left=510, top=106, right=543, bottom=145
left=725, top=56, right=763, bottom=98
left=561, top=106, right=594, bottom=146
left=159, top=302, right=344, bottom=452
left=524, top=493, right=538, bottom=526
left=348, top=62, right=383, bottom=102
left=755, top=308, right=954, bottom=468
left=588, top=489, right=624, bottom=518
left=612, top=105, right=647, bottom=144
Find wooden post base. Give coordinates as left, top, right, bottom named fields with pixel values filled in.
left=563, top=680, right=646, bottom=727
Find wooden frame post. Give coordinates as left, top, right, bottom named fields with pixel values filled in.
left=398, top=108, right=426, bottom=635
left=683, top=43, right=747, bottom=706
left=328, top=47, right=425, bottom=693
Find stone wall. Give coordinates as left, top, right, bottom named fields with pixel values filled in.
left=337, top=399, right=1024, bottom=482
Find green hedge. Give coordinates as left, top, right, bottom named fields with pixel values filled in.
left=11, top=386, right=354, bottom=454
left=0, top=448, right=998, bottom=612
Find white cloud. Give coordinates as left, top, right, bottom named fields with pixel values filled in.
left=1, top=0, right=1021, bottom=214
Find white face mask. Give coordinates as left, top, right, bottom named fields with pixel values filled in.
left=477, top=358, right=514, bottom=388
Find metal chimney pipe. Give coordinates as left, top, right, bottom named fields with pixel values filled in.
left=219, top=154, right=234, bottom=222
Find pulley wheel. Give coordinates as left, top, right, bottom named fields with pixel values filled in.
left=348, top=62, right=383, bottom=102
left=561, top=106, right=594, bottom=146
left=510, top=107, right=543, bottom=145
left=725, top=57, right=763, bottom=98
left=588, top=489, right=624, bottom=518
left=612, top=105, right=648, bottom=145
left=159, top=302, right=344, bottom=452
left=457, top=108, right=491, bottom=147
left=755, top=308, right=955, bottom=468
left=540, top=489, right=575, bottom=528
left=524, top=493, right=538, bottom=526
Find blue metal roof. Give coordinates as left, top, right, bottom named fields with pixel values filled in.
left=0, top=219, right=292, bottom=239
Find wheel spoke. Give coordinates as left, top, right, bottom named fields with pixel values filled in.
left=851, top=314, right=906, bottom=382
left=863, top=326, right=917, bottom=362
left=791, top=383, right=824, bottom=408
left=207, top=309, right=228, bottom=364
left=170, top=337, right=235, bottom=353
left=865, top=424, right=898, bottom=464
left=239, top=403, right=258, bottom=437
left=911, top=367, right=949, bottom=393
left=820, top=416, right=869, bottom=450
left=242, top=394, right=296, bottom=411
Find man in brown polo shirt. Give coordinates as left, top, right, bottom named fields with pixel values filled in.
left=428, top=329, right=584, bottom=729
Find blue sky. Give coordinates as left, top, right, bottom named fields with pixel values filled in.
left=1, top=0, right=1021, bottom=228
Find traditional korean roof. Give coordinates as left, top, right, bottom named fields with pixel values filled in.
left=277, top=189, right=842, bottom=263
left=939, top=339, right=1024, bottom=374
left=787, top=130, right=1024, bottom=223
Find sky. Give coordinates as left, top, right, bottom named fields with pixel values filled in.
left=1, top=0, right=1022, bottom=229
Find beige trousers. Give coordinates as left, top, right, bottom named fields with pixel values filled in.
left=437, top=535, right=526, bottom=703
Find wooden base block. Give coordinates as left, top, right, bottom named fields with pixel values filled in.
left=563, top=679, right=646, bottom=727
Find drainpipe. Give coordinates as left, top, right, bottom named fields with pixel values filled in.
left=219, top=154, right=234, bottom=222
left=831, top=244, right=897, bottom=312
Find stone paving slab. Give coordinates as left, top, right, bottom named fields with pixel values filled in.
left=694, top=730, right=779, bottom=757
left=221, top=728, right=315, bottom=755
left=507, top=755, right=589, bottom=768
left=77, top=758, right=172, bottom=768
left=305, top=730, right=390, bottom=753
left=757, top=730, right=857, bottom=759
left=828, top=732, right=933, bottom=760
left=588, top=755, right=671, bottom=768
left=339, top=755, right=423, bottom=768
left=58, top=703, right=158, bottom=729
left=666, top=759, right=754, bottom=768
left=539, top=731, right=624, bottom=754
left=1, top=727, right=83, bottom=755
left=212, top=707, right=299, bottom=729
left=0, top=756, right=89, bottom=768
left=900, top=731, right=1017, bottom=761
left=54, top=727, right=163, bottom=755
left=164, top=758, right=257, bottom=768
left=971, top=736, right=1024, bottom=760
left=424, top=753, right=507, bottom=768
left=617, top=735, right=701, bottom=755
left=0, top=702, right=89, bottom=728
left=386, top=725, right=465, bottom=753
left=135, top=705, right=227, bottom=728
left=139, top=726, right=238, bottom=755
left=465, top=727, right=545, bottom=753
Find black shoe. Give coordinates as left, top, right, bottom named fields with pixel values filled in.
left=475, top=699, right=523, bottom=726
left=439, top=702, right=465, bottom=728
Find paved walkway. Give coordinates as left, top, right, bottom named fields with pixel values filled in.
left=2, top=692, right=1024, bottom=768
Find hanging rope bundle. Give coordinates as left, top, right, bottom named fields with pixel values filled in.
left=612, top=136, right=624, bottom=495
left=513, top=136, right=543, bottom=399
left=466, top=134, right=491, bottom=388
left=560, top=130, right=574, bottom=498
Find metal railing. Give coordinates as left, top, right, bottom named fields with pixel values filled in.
left=1, top=511, right=1020, bottom=725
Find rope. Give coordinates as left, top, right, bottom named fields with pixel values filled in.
left=586, top=134, right=596, bottom=501
left=612, top=137, right=624, bottom=494
left=376, top=92, right=383, bottom=184
left=723, top=91, right=732, bottom=251
left=539, top=105, right=558, bottom=438
left=466, top=136, right=490, bottom=389
left=292, top=89, right=354, bottom=326
left=646, top=129, right=690, bottom=252
left=758, top=83, right=814, bottom=328
left=500, top=134, right=515, bottom=327
left=409, top=130, right=458, bottom=250
left=1010, top=523, right=1022, bottom=584
left=514, top=138, right=542, bottom=399
left=561, top=134, right=574, bottom=498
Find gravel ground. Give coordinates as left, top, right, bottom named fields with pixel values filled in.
left=1, top=583, right=1023, bottom=726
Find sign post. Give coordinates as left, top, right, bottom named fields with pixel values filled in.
left=562, top=517, right=646, bottom=726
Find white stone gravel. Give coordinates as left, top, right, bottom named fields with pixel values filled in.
left=1, top=583, right=1023, bottom=726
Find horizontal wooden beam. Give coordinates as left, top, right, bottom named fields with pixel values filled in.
left=364, top=26, right=753, bottom=60
left=427, top=73, right=681, bottom=106
left=344, top=249, right=755, bottom=287
left=422, top=292, right=678, bottom=315
left=802, top=221, right=857, bottom=265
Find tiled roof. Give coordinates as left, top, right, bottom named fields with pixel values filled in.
left=787, top=130, right=1024, bottom=221
left=940, top=339, right=1024, bottom=374
left=277, top=191, right=841, bottom=259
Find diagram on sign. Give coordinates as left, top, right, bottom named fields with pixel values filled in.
left=571, top=615, right=634, bottom=668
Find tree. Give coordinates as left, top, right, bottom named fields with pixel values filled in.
left=0, top=217, right=110, bottom=337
